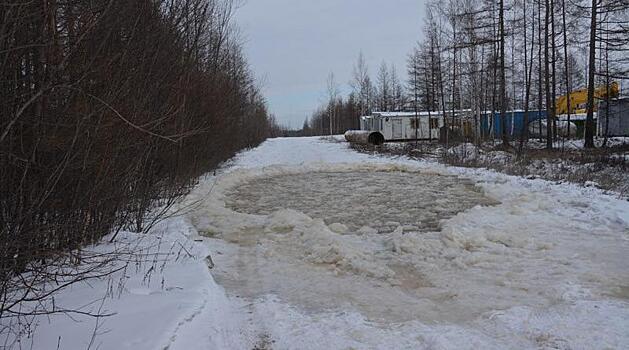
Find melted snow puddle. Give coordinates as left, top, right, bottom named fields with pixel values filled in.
left=208, top=170, right=504, bottom=324
left=226, top=171, right=497, bottom=234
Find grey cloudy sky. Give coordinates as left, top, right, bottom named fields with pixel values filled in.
left=234, top=0, right=427, bottom=129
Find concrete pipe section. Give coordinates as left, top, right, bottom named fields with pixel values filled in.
left=344, top=130, right=385, bottom=145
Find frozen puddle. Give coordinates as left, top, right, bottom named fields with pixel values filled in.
left=202, top=167, right=515, bottom=324
left=226, top=171, right=498, bottom=234
left=214, top=170, right=501, bottom=323
left=188, top=157, right=629, bottom=348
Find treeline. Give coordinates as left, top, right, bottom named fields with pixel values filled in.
left=0, top=0, right=275, bottom=305
left=304, top=93, right=361, bottom=136
left=408, top=0, right=628, bottom=148
left=307, top=0, right=628, bottom=146
left=305, top=57, right=408, bottom=136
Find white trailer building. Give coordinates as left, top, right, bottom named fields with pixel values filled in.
left=359, top=112, right=443, bottom=143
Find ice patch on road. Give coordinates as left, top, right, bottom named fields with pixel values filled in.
left=191, top=163, right=498, bottom=284
left=226, top=170, right=497, bottom=234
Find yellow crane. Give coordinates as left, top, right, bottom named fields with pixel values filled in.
left=555, top=82, right=619, bottom=115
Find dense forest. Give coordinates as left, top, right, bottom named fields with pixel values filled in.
left=306, top=0, right=628, bottom=148
left=0, top=0, right=278, bottom=319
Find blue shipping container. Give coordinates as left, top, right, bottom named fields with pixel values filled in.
left=480, top=110, right=547, bottom=139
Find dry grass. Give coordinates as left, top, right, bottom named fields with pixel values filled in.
left=350, top=139, right=629, bottom=198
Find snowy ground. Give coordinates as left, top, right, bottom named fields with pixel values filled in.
left=5, top=136, right=629, bottom=349
left=441, top=138, right=629, bottom=196
left=527, top=137, right=629, bottom=150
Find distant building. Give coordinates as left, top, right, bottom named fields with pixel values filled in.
left=360, top=111, right=444, bottom=142
left=358, top=110, right=559, bottom=143
left=598, top=98, right=629, bottom=137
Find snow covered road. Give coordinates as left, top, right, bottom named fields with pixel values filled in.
left=185, top=137, right=629, bottom=349
left=10, top=136, right=629, bottom=349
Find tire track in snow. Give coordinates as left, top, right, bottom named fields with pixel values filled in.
left=162, top=291, right=210, bottom=350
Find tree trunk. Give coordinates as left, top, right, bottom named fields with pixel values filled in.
left=452, top=19, right=457, bottom=131
left=537, top=0, right=544, bottom=143
left=551, top=0, right=557, bottom=142
left=561, top=0, right=572, bottom=140
left=520, top=0, right=535, bottom=151
left=499, top=0, right=509, bottom=146
left=544, top=0, right=553, bottom=149
left=584, top=0, right=598, bottom=148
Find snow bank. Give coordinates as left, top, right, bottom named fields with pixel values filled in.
left=1, top=218, right=253, bottom=350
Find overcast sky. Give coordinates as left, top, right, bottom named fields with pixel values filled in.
left=234, top=0, right=427, bottom=129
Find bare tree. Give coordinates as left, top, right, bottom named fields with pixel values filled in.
left=561, top=0, right=573, bottom=139
left=376, top=62, right=392, bottom=111
left=585, top=0, right=599, bottom=148
left=408, top=49, right=422, bottom=143
left=390, top=64, right=405, bottom=111
left=499, top=0, right=509, bottom=146
left=0, top=0, right=274, bottom=337
left=350, top=52, right=373, bottom=116
left=326, top=72, right=339, bottom=135
left=520, top=0, right=537, bottom=150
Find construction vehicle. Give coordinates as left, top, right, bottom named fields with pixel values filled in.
left=555, top=82, right=619, bottom=115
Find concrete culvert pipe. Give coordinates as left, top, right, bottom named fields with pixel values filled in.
left=368, top=132, right=385, bottom=145
left=344, top=130, right=385, bottom=145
